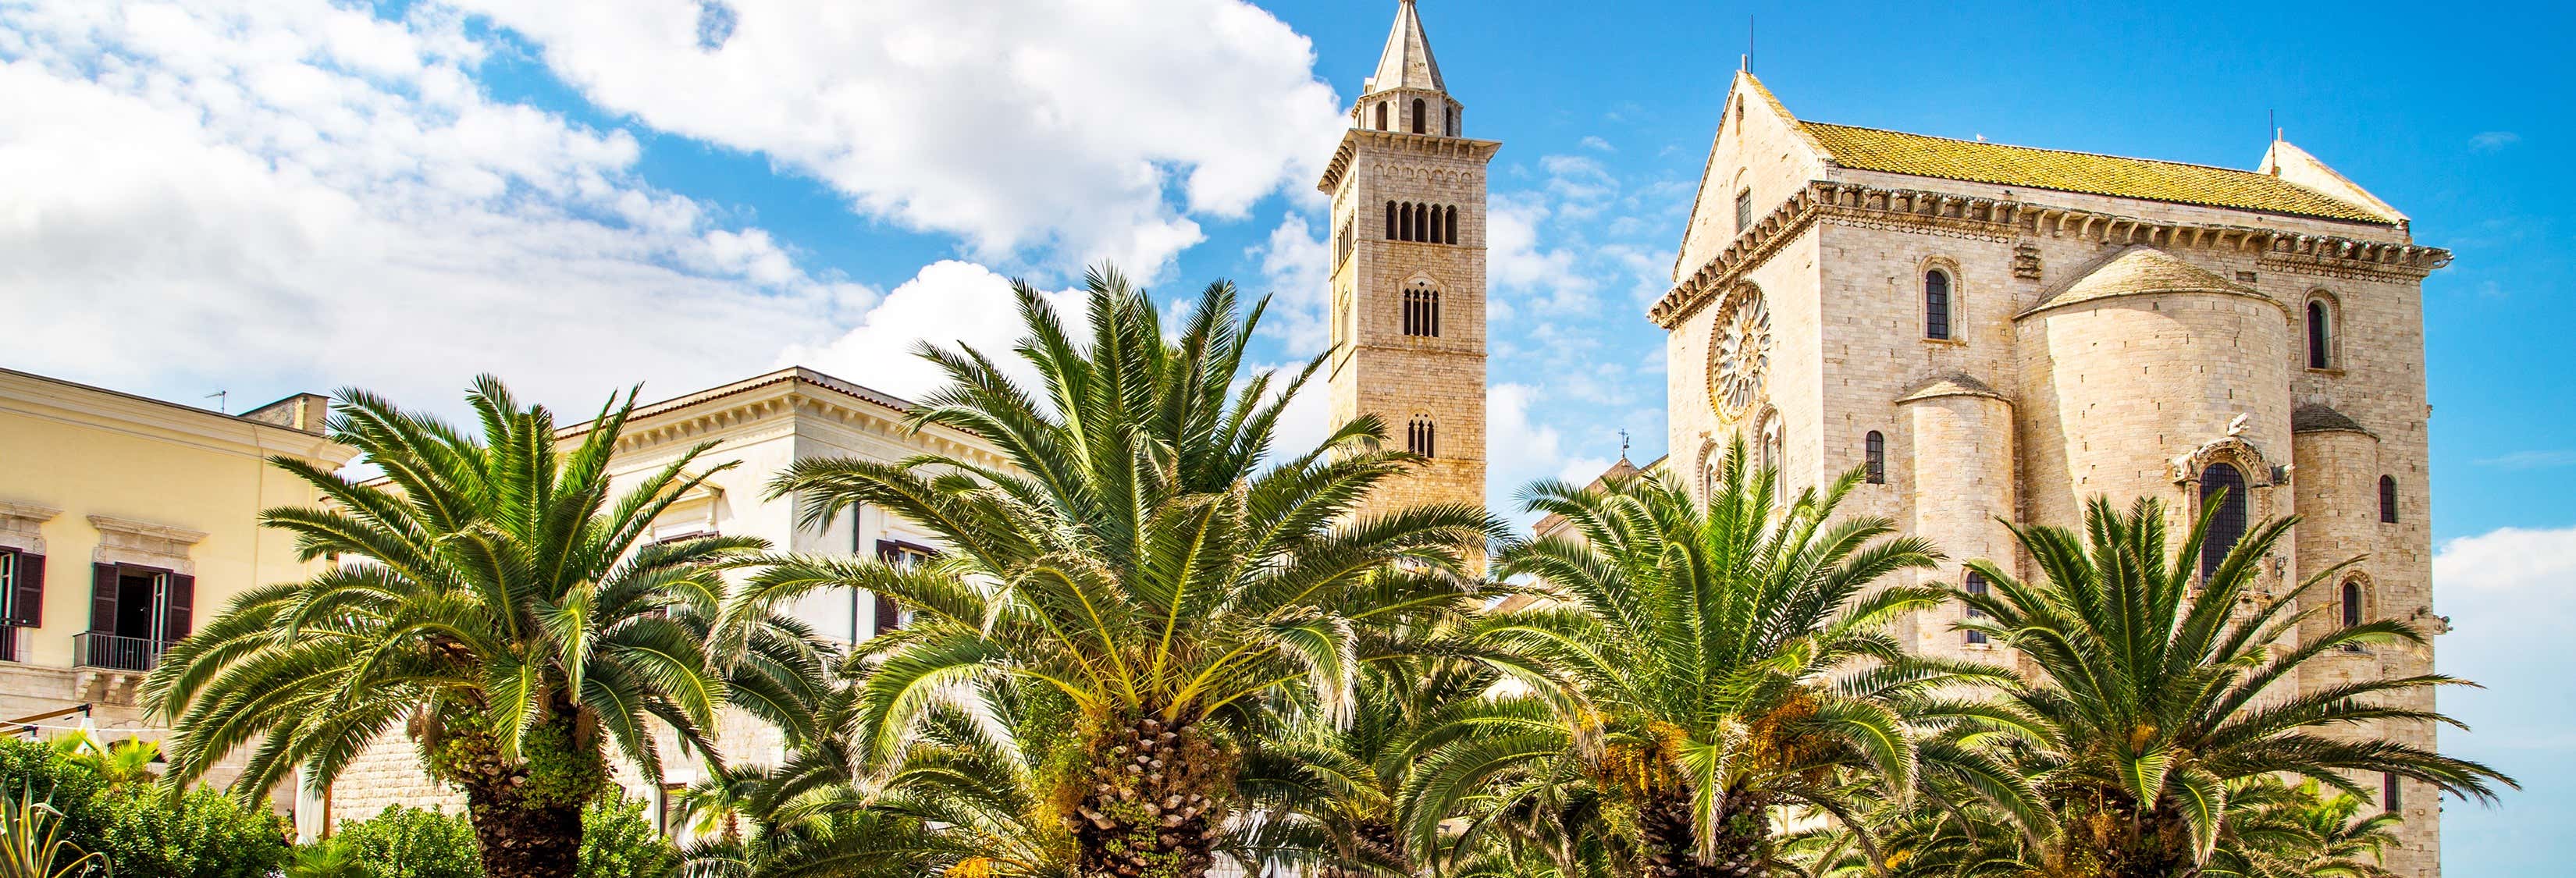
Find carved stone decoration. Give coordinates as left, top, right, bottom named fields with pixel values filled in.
left=2012, top=243, right=2043, bottom=280
left=87, top=514, right=207, bottom=574
left=1706, top=287, right=1773, bottom=420
left=0, top=500, right=62, bottom=555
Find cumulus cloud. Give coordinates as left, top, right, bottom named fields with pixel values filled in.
left=2435, top=526, right=2576, bottom=593
left=0, top=0, right=873, bottom=411
left=779, top=261, right=1089, bottom=400
left=1246, top=213, right=1332, bottom=356
left=1485, top=193, right=1596, bottom=316
left=2432, top=523, right=2575, bottom=859
left=458, top=0, right=1349, bottom=276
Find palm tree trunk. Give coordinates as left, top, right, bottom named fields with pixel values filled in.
left=464, top=784, right=585, bottom=878
left=1636, top=788, right=1769, bottom=878
left=1070, top=716, right=1232, bottom=878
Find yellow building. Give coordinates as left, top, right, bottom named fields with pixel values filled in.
left=0, top=368, right=354, bottom=777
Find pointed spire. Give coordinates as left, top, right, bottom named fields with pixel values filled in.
left=1368, top=0, right=1444, bottom=95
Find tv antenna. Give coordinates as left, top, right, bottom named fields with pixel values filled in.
left=1617, top=428, right=1632, bottom=461
left=204, top=390, right=228, bottom=414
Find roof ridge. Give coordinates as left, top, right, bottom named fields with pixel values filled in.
left=1800, top=120, right=2274, bottom=178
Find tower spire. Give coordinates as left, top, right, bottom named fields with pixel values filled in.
left=1368, top=0, right=1445, bottom=95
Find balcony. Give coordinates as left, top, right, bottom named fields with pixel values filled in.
left=73, top=632, right=168, bottom=672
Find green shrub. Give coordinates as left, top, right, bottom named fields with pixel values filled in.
left=91, top=784, right=290, bottom=878
left=0, top=738, right=106, bottom=844
left=578, top=798, right=675, bottom=878
left=329, top=804, right=482, bottom=878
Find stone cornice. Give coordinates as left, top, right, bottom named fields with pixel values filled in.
left=1316, top=129, right=1502, bottom=194
left=601, top=372, right=1005, bottom=471
left=87, top=515, right=209, bottom=546
left=1649, top=180, right=2453, bottom=329
left=0, top=368, right=355, bottom=467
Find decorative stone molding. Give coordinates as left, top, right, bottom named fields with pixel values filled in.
left=0, top=500, right=61, bottom=555
left=1651, top=180, right=2451, bottom=329
left=1315, top=129, right=1502, bottom=194
left=87, top=515, right=206, bottom=574
left=2012, top=243, right=2043, bottom=280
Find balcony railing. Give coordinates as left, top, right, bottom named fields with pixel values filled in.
left=73, top=632, right=168, bottom=672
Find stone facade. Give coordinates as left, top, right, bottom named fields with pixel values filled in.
left=1657, top=71, right=2448, bottom=875
left=1322, top=0, right=1495, bottom=529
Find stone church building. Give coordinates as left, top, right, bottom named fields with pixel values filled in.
left=1329, top=2, right=2452, bottom=874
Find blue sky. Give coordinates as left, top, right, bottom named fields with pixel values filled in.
left=2, top=1, right=2569, bottom=869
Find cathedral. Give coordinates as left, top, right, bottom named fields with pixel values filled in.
left=1325, top=3, right=2450, bottom=875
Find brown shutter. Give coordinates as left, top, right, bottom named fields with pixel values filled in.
left=5, top=553, right=41, bottom=627
left=162, top=574, right=194, bottom=642
left=91, top=563, right=118, bottom=634
left=873, top=594, right=901, bottom=634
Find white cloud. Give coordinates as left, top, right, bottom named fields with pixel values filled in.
left=0, top=0, right=873, bottom=411
left=457, top=0, right=1349, bottom=276
left=1485, top=193, right=1596, bottom=315
left=2435, top=526, right=2576, bottom=592
left=1247, top=212, right=1332, bottom=357
left=1578, top=135, right=1614, bottom=152
left=2470, top=131, right=2521, bottom=152
left=780, top=261, right=1089, bottom=400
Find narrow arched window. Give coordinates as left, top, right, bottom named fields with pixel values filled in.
left=1446, top=206, right=1458, bottom=244
left=1427, top=205, right=1442, bottom=244
left=1375, top=101, right=1388, bottom=130
left=1407, top=417, right=1436, bottom=457
left=1925, top=269, right=1954, bottom=340
left=1735, top=188, right=1753, bottom=234
left=2382, top=773, right=2401, bottom=812
left=1864, top=431, right=1886, bottom=484
left=1446, top=107, right=1458, bottom=136
left=2379, top=475, right=2399, bottom=523
left=1403, top=283, right=1440, bottom=338
left=2199, top=463, right=2249, bottom=580
left=1411, top=98, right=1426, bottom=134
left=1385, top=201, right=1397, bottom=240
left=1416, top=203, right=1430, bottom=243
left=2342, top=579, right=2364, bottom=627
left=1402, top=203, right=1417, bottom=242
left=2306, top=300, right=2332, bottom=368
left=1964, top=571, right=1991, bottom=645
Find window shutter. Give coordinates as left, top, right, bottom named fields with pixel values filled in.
left=162, top=574, right=194, bottom=642
left=873, top=594, right=901, bottom=634
left=90, top=563, right=118, bottom=634
left=5, top=553, right=41, bottom=627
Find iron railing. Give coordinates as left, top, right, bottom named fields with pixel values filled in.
left=73, top=632, right=166, bottom=672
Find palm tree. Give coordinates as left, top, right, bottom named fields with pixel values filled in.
left=1952, top=496, right=2514, bottom=878
left=738, top=268, right=1500, bottom=877
left=1431, top=440, right=2016, bottom=878
left=144, top=377, right=829, bottom=878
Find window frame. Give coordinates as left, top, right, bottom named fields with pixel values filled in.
left=1923, top=267, right=1956, bottom=341
left=2197, top=463, right=2250, bottom=581
left=1963, top=570, right=1991, bottom=645
left=2304, top=295, right=2337, bottom=370
left=1863, top=430, right=1886, bottom=485
left=2379, top=475, right=2400, bottom=524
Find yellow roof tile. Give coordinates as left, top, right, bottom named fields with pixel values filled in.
left=1800, top=122, right=2391, bottom=224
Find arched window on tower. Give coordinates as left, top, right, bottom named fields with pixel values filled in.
left=1403, top=283, right=1441, bottom=338
left=1925, top=268, right=1955, bottom=340
left=1375, top=101, right=1388, bottom=130
left=1407, top=417, right=1436, bottom=458
left=1417, top=203, right=1431, bottom=242
left=1964, top=570, right=1990, bottom=645
left=1446, top=206, right=1459, bottom=244
left=2199, top=463, right=2249, bottom=581
left=1446, top=106, right=1459, bottom=137
left=2379, top=475, right=2400, bottom=523
left=1384, top=201, right=1397, bottom=240
left=1864, top=431, right=1886, bottom=484
left=1400, top=204, right=1415, bottom=242
left=1411, top=98, right=1427, bottom=134
left=2306, top=299, right=2334, bottom=369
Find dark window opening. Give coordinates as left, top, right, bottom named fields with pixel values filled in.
left=1446, top=107, right=1459, bottom=136
left=1403, top=286, right=1441, bottom=338
left=2342, top=580, right=2364, bottom=627
left=1407, top=418, right=1436, bottom=458
left=1735, top=189, right=1753, bottom=234
left=1925, top=269, right=1954, bottom=340
left=2306, top=300, right=2332, bottom=368
left=2199, top=464, right=2249, bottom=580
left=1446, top=206, right=1459, bottom=244
left=1385, top=201, right=1397, bottom=240
left=2379, top=475, right=2400, bottom=524
left=2382, top=773, right=2402, bottom=812
left=873, top=540, right=936, bottom=634
left=1964, top=570, right=1990, bottom=645
left=1863, top=431, right=1886, bottom=485
left=1375, top=101, right=1387, bottom=130
left=1411, top=98, right=1426, bottom=134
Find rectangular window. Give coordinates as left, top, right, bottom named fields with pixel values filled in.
left=1735, top=189, right=1753, bottom=234
left=1964, top=571, right=1990, bottom=645
left=2382, top=773, right=2402, bottom=812
left=83, top=563, right=190, bottom=671
left=873, top=540, right=936, bottom=634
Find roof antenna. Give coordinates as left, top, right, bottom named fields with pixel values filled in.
left=1617, top=428, right=1633, bottom=462
left=204, top=390, right=228, bottom=414
left=2269, top=108, right=2279, bottom=143
left=1746, top=15, right=1755, bottom=73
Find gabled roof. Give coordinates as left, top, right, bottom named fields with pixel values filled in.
left=1366, top=0, right=1445, bottom=94
left=1801, top=122, right=2392, bottom=224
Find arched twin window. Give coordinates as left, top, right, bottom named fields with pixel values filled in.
left=2305, top=298, right=2335, bottom=369
left=2379, top=475, right=2400, bottom=523
left=1407, top=417, right=1437, bottom=458
left=1924, top=268, right=1955, bottom=340
left=1964, top=570, right=1990, bottom=645
left=1403, top=283, right=1441, bottom=337
left=1863, top=431, right=1886, bottom=484
left=1383, top=202, right=1459, bottom=243
left=1411, top=98, right=1427, bottom=134
left=2199, top=463, right=2250, bottom=580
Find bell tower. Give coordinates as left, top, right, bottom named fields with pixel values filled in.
left=1321, top=0, right=1499, bottom=520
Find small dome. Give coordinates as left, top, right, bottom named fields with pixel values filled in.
left=2292, top=403, right=2373, bottom=435
left=1896, top=373, right=2008, bottom=404
left=2019, top=246, right=2271, bottom=318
